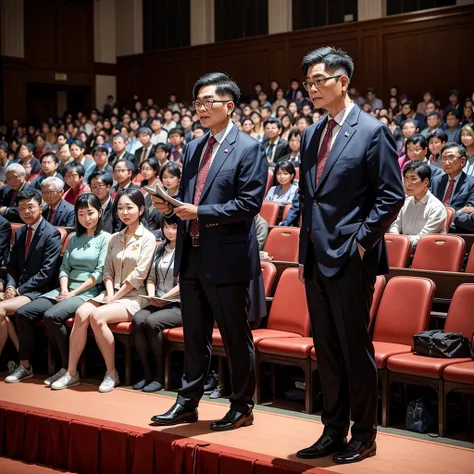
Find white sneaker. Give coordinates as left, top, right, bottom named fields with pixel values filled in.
left=98, top=371, right=119, bottom=393
left=51, top=371, right=80, bottom=390
left=44, top=368, right=67, bottom=386
left=5, top=365, right=33, bottom=383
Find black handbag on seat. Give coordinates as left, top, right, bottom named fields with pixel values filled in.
left=413, top=330, right=474, bottom=359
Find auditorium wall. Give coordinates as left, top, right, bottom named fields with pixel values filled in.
left=116, top=4, right=474, bottom=108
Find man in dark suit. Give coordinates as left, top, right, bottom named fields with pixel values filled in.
left=295, top=47, right=404, bottom=463
left=3, top=188, right=62, bottom=383
left=0, top=163, right=32, bottom=222
left=0, top=214, right=11, bottom=268
left=133, top=127, right=156, bottom=169
left=89, top=170, right=115, bottom=234
left=31, top=151, right=64, bottom=190
left=108, top=134, right=135, bottom=167
left=41, top=176, right=75, bottom=227
left=262, top=117, right=291, bottom=163
left=151, top=72, right=267, bottom=431
left=430, top=142, right=474, bottom=211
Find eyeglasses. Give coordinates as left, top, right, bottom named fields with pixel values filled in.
left=403, top=176, right=421, bottom=183
left=302, top=75, right=343, bottom=91
left=90, top=184, right=107, bottom=190
left=193, top=99, right=231, bottom=110
left=42, top=190, right=60, bottom=196
left=441, top=154, right=462, bottom=163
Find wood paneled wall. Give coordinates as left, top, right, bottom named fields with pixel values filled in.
left=117, top=4, right=474, bottom=109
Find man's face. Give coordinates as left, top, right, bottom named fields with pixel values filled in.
left=425, top=103, right=436, bottom=114
left=18, top=197, right=41, bottom=225
left=41, top=156, right=58, bottom=175
left=402, top=122, right=417, bottom=139
left=449, top=94, right=458, bottom=105
left=164, top=111, right=173, bottom=122
left=155, top=148, right=169, bottom=163
left=0, top=149, right=6, bottom=161
left=19, top=145, right=30, bottom=159
left=57, top=135, right=67, bottom=147
left=404, top=169, right=428, bottom=197
left=441, top=146, right=465, bottom=176
left=446, top=114, right=459, bottom=129
left=151, top=120, right=162, bottom=132
left=260, top=108, right=271, bottom=120
left=254, top=84, right=262, bottom=94
left=6, top=171, right=25, bottom=191
left=181, top=116, right=192, bottom=130
left=112, top=137, right=126, bottom=153
left=407, top=143, right=427, bottom=162
left=94, top=151, right=108, bottom=167
left=291, top=81, right=299, bottom=90
left=59, top=144, right=70, bottom=162
left=402, top=104, right=412, bottom=116
left=114, top=163, right=132, bottom=184
left=306, top=63, right=347, bottom=111
left=42, top=183, right=63, bottom=207
left=264, top=123, right=281, bottom=140
left=64, top=169, right=82, bottom=189
left=427, top=115, right=441, bottom=129
left=195, top=85, right=232, bottom=130
left=429, top=138, right=446, bottom=157
left=90, top=178, right=111, bottom=201
left=297, top=118, right=309, bottom=133
left=70, top=144, right=83, bottom=160
left=169, top=133, right=184, bottom=147
left=367, top=91, right=375, bottom=101
left=138, top=133, right=151, bottom=147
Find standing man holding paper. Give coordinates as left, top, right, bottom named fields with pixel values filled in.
left=151, top=72, right=267, bottom=430
left=295, top=47, right=404, bottom=463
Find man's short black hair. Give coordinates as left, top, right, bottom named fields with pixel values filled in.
left=89, top=169, right=113, bottom=186
left=192, top=72, right=240, bottom=104
left=40, top=151, right=59, bottom=163
left=17, top=187, right=42, bottom=206
left=428, top=130, right=448, bottom=143
left=168, top=127, right=184, bottom=138
left=137, top=127, right=152, bottom=136
left=260, top=104, right=272, bottom=114
left=403, top=161, right=432, bottom=183
left=402, top=100, right=414, bottom=111
left=297, top=115, right=313, bottom=126
left=446, top=109, right=461, bottom=120
left=0, top=141, right=8, bottom=152
left=406, top=134, right=428, bottom=150
left=56, top=132, right=68, bottom=140
left=288, top=128, right=301, bottom=141
left=402, top=118, right=418, bottom=129
left=93, top=146, right=109, bottom=155
left=70, top=139, right=85, bottom=150
left=150, top=116, right=162, bottom=124
left=427, top=112, right=442, bottom=120
left=263, top=117, right=283, bottom=129
left=301, top=46, right=354, bottom=79
left=440, top=142, right=467, bottom=159
left=156, top=143, right=171, bottom=154
left=64, top=162, right=85, bottom=178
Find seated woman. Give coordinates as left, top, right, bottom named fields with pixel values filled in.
left=264, top=160, right=298, bottom=205
left=52, top=188, right=156, bottom=392
left=16, top=193, right=110, bottom=387
left=139, top=156, right=160, bottom=193
left=132, top=215, right=181, bottom=393
left=63, top=162, right=91, bottom=205
left=159, top=161, right=181, bottom=198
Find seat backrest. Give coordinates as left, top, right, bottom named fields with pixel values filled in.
left=445, top=206, right=455, bottom=232
left=369, top=275, right=386, bottom=329
left=260, top=261, right=277, bottom=297
left=60, top=230, right=73, bottom=255
left=373, top=276, right=435, bottom=345
left=412, top=234, right=466, bottom=272
left=445, top=284, right=474, bottom=337
left=265, top=170, right=273, bottom=194
left=264, top=227, right=300, bottom=262
left=267, top=268, right=310, bottom=336
left=281, top=203, right=292, bottom=223
left=10, top=222, right=23, bottom=245
left=384, top=234, right=411, bottom=268
left=465, top=246, right=474, bottom=273
left=260, top=201, right=280, bottom=226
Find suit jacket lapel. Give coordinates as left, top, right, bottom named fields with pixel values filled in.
left=186, top=133, right=209, bottom=204
left=454, top=172, right=466, bottom=197
left=199, top=125, right=238, bottom=204
left=306, top=119, right=326, bottom=196
left=315, top=106, right=359, bottom=195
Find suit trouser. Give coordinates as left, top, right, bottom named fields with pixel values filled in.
left=177, top=242, right=255, bottom=414
left=304, top=244, right=378, bottom=443
left=133, top=305, right=182, bottom=383
left=15, top=296, right=84, bottom=365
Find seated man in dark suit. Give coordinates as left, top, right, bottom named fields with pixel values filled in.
left=0, top=214, right=11, bottom=274
left=110, top=159, right=139, bottom=198
left=89, top=170, right=114, bottom=234
left=403, top=134, right=444, bottom=180
left=2, top=188, right=62, bottom=383
left=430, top=142, right=474, bottom=211
left=108, top=133, right=135, bottom=167
left=133, top=127, right=156, bottom=169
left=41, top=177, right=75, bottom=227
left=85, top=146, right=113, bottom=182
left=452, top=206, right=474, bottom=233
left=262, top=117, right=291, bottom=163
left=0, top=163, right=32, bottom=222
left=276, top=129, right=301, bottom=166
left=31, top=151, right=64, bottom=190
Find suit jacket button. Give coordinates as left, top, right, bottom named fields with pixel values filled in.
left=313, top=200, right=319, bottom=206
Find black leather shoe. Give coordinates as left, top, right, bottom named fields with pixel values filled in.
left=296, top=435, right=347, bottom=459
left=150, top=402, right=198, bottom=425
left=209, top=409, right=254, bottom=431
left=333, top=439, right=376, bottom=464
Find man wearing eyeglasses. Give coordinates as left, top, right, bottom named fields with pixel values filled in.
left=296, top=47, right=404, bottom=463
left=151, top=72, right=267, bottom=432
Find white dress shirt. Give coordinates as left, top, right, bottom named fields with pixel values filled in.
left=388, top=190, right=447, bottom=247
left=199, top=119, right=234, bottom=167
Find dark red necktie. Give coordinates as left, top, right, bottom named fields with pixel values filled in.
left=443, top=179, right=456, bottom=205
left=190, top=136, right=217, bottom=236
left=25, top=226, right=33, bottom=256
left=49, top=208, right=56, bottom=224
left=10, top=190, right=18, bottom=207
left=316, top=119, right=338, bottom=185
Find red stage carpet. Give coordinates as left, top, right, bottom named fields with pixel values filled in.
left=1, top=377, right=473, bottom=473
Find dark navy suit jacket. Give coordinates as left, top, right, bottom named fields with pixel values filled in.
left=0, top=182, right=32, bottom=222
left=174, top=124, right=268, bottom=284
left=430, top=172, right=474, bottom=211
left=299, top=105, right=405, bottom=277
left=5, top=218, right=62, bottom=299
left=42, top=200, right=75, bottom=227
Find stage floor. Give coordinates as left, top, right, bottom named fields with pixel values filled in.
left=1, top=377, right=473, bottom=473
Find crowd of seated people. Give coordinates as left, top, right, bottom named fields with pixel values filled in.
left=0, top=81, right=473, bottom=395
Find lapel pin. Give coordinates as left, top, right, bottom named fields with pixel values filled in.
left=344, top=131, right=350, bottom=137
left=224, top=148, right=229, bottom=153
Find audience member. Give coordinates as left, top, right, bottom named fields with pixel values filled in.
left=18, top=143, right=41, bottom=175
left=4, top=188, right=62, bottom=383
left=150, top=117, right=168, bottom=145
left=0, top=141, right=12, bottom=185
left=109, top=134, right=134, bottom=165
left=403, top=134, right=444, bottom=179
left=444, top=89, right=461, bottom=117
left=420, top=112, right=443, bottom=139
left=89, top=171, right=114, bottom=233
left=70, top=139, right=95, bottom=178
left=89, top=146, right=113, bottom=177
left=32, top=151, right=63, bottom=190
left=168, top=128, right=186, bottom=163
left=111, top=159, right=138, bottom=198
left=262, top=117, right=290, bottom=163
left=461, top=124, right=474, bottom=175
left=63, top=162, right=91, bottom=205
left=154, top=143, right=171, bottom=167
left=57, top=143, right=72, bottom=174
left=445, top=110, right=462, bottom=143
left=388, top=161, right=446, bottom=247
left=159, top=162, right=181, bottom=197
left=265, top=161, right=298, bottom=204
left=277, top=128, right=301, bottom=165
left=0, top=163, right=31, bottom=222
left=133, top=127, right=155, bottom=168
left=428, top=130, right=448, bottom=169
left=365, top=87, right=383, bottom=110
left=41, top=177, right=75, bottom=227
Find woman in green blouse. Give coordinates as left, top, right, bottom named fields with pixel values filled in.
left=18, top=193, right=110, bottom=387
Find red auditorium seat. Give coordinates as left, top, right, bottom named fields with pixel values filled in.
left=369, top=275, right=386, bottom=330
left=9, top=222, right=23, bottom=245
left=260, top=261, right=277, bottom=296
left=411, top=234, right=465, bottom=272
left=445, top=206, right=455, bottom=231
left=384, top=234, right=411, bottom=268
left=263, top=227, right=300, bottom=262
left=372, top=276, right=435, bottom=427
left=387, top=283, right=474, bottom=436
left=265, top=169, right=273, bottom=194
left=464, top=247, right=474, bottom=273
left=281, top=203, right=292, bottom=223
left=260, top=201, right=280, bottom=226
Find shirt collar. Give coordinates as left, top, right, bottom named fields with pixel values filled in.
left=30, top=216, right=43, bottom=231
left=211, top=120, right=234, bottom=145
left=102, top=197, right=111, bottom=210
left=415, top=189, right=431, bottom=205
left=329, top=101, right=355, bottom=127
left=119, top=222, right=145, bottom=242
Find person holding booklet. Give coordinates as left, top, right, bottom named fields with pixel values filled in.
left=132, top=214, right=182, bottom=393
left=52, top=188, right=156, bottom=393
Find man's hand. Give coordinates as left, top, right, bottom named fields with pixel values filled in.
left=459, top=206, right=474, bottom=214
left=4, top=287, right=16, bottom=300
left=0, top=206, right=6, bottom=215
left=298, top=265, right=305, bottom=284
left=357, top=241, right=365, bottom=260
left=102, top=295, right=114, bottom=304
left=174, top=204, right=198, bottom=221
left=151, top=196, right=173, bottom=215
